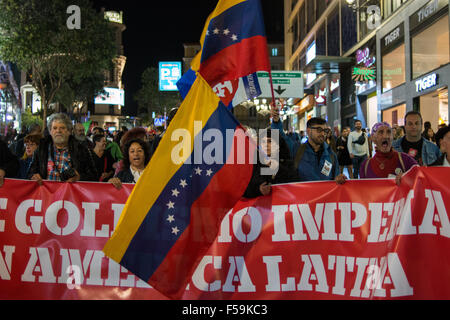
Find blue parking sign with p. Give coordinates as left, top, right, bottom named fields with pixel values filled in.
left=159, top=62, right=182, bottom=91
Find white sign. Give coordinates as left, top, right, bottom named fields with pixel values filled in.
left=159, top=62, right=182, bottom=91
left=257, top=71, right=304, bottom=98
left=384, top=27, right=400, bottom=46
left=104, top=11, right=123, bottom=24
left=415, top=73, right=438, bottom=93
left=418, top=0, right=438, bottom=23
left=306, top=41, right=316, bottom=65
left=94, top=87, right=125, bottom=106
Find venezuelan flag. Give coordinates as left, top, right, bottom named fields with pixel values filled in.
left=103, top=0, right=270, bottom=299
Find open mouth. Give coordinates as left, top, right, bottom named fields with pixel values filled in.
left=381, top=139, right=389, bottom=148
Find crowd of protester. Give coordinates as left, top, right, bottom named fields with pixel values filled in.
left=0, top=109, right=449, bottom=197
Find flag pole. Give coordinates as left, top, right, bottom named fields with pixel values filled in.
left=268, top=70, right=277, bottom=112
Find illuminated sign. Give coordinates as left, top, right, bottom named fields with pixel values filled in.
left=159, top=62, right=182, bottom=91
left=410, top=0, right=448, bottom=30
left=154, top=117, right=166, bottom=127
left=104, top=11, right=123, bottom=24
left=356, top=47, right=376, bottom=67
left=415, top=73, right=438, bottom=93
left=94, top=87, right=125, bottom=106
left=353, top=45, right=376, bottom=83
left=381, top=24, right=404, bottom=52
left=306, top=41, right=316, bottom=65
left=352, top=67, right=376, bottom=82
left=330, top=79, right=340, bottom=92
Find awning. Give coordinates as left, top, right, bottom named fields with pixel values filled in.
left=304, top=55, right=354, bottom=74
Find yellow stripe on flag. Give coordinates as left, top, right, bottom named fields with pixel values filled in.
left=103, top=75, right=221, bottom=263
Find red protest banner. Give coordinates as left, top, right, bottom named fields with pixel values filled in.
left=0, top=179, right=167, bottom=300
left=0, top=166, right=449, bottom=299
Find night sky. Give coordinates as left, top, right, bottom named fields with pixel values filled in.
left=93, top=1, right=284, bottom=116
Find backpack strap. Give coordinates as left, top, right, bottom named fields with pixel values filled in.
left=294, top=143, right=308, bottom=169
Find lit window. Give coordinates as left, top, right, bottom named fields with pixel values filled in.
left=272, top=48, right=278, bottom=56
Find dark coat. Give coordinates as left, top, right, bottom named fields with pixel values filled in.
left=115, top=168, right=137, bottom=183
left=243, top=137, right=299, bottom=198
left=28, top=135, right=97, bottom=181
left=0, top=139, right=19, bottom=178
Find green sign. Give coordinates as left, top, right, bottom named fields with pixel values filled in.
left=352, top=66, right=376, bottom=82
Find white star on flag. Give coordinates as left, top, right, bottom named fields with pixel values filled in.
left=195, top=167, right=202, bottom=175
left=167, top=201, right=175, bottom=209
left=172, top=226, right=180, bottom=235
left=180, top=179, right=187, bottom=188
left=172, top=189, right=180, bottom=197
left=213, top=28, right=220, bottom=34
left=206, top=169, right=213, bottom=176
left=223, top=28, right=230, bottom=35
left=231, top=34, right=238, bottom=41
left=167, top=215, right=175, bottom=223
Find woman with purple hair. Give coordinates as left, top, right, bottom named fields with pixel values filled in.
left=360, top=122, right=418, bottom=184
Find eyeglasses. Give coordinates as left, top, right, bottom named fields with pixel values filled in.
left=25, top=143, right=37, bottom=148
left=309, top=127, right=330, bottom=134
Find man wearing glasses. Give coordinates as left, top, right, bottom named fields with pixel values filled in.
left=271, top=109, right=344, bottom=183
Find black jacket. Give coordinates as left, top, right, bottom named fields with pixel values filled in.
left=0, top=139, right=19, bottom=178
left=243, top=137, right=299, bottom=198
left=28, top=135, right=97, bottom=181
left=116, top=168, right=137, bottom=183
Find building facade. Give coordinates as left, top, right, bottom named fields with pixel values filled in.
left=377, top=0, right=449, bottom=132
left=90, top=10, right=127, bottom=131
left=285, top=0, right=449, bottom=133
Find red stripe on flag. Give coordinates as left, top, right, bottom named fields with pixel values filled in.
left=148, top=128, right=256, bottom=299
left=199, top=35, right=270, bottom=88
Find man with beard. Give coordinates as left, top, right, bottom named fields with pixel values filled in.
left=271, top=109, right=345, bottom=183
left=360, top=122, right=417, bottom=182
left=73, top=122, right=94, bottom=149
left=392, top=111, right=441, bottom=166
left=29, top=113, right=96, bottom=184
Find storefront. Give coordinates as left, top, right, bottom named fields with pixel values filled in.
left=353, top=37, right=378, bottom=131
left=294, top=94, right=315, bottom=131
left=377, top=0, right=450, bottom=129
left=410, top=0, right=449, bottom=131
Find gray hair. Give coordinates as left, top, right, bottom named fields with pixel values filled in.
left=48, top=113, right=73, bottom=132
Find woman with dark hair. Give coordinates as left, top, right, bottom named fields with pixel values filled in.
left=423, top=127, right=436, bottom=143
left=108, top=139, right=150, bottom=189
left=336, top=126, right=353, bottom=179
left=17, top=133, right=42, bottom=179
left=92, top=134, right=115, bottom=182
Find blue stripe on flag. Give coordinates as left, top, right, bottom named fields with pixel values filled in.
left=200, top=0, right=266, bottom=64
left=120, top=104, right=241, bottom=281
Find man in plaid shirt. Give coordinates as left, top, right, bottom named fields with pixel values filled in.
left=29, top=113, right=96, bottom=184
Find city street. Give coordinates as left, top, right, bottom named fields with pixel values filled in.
left=0, top=0, right=449, bottom=306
